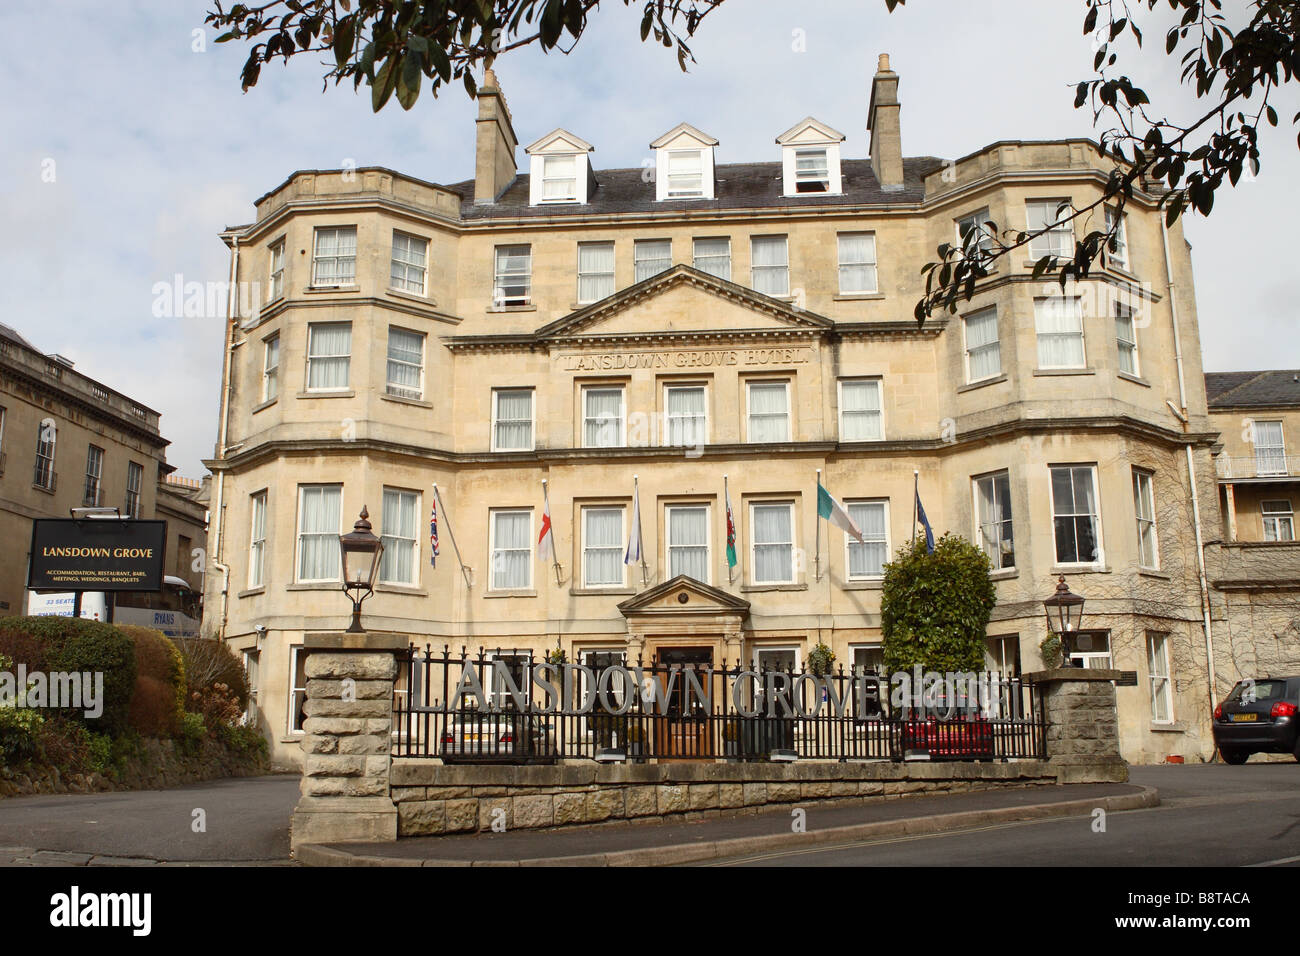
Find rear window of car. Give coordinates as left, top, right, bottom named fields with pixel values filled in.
left=1228, top=680, right=1288, bottom=703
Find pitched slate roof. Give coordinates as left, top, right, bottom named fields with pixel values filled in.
left=448, top=156, right=945, bottom=219
left=1205, top=370, right=1300, bottom=408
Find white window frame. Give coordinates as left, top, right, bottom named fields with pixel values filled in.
left=1069, top=631, right=1113, bottom=669
left=249, top=491, right=267, bottom=589
left=125, top=461, right=143, bottom=517
left=485, top=650, right=535, bottom=709
left=1034, top=296, right=1086, bottom=370
left=262, top=334, right=280, bottom=403
left=491, top=388, right=535, bottom=452
left=1262, top=499, right=1295, bottom=542
left=379, top=487, right=421, bottom=586
left=489, top=508, right=534, bottom=591
left=493, top=244, right=532, bottom=306
left=1133, top=468, right=1159, bottom=570
left=753, top=645, right=802, bottom=673
left=1048, top=464, right=1104, bottom=567
left=634, top=239, right=672, bottom=283
left=541, top=154, right=579, bottom=203
left=305, top=321, right=352, bottom=392
left=1026, top=199, right=1074, bottom=260
left=849, top=644, right=884, bottom=676
left=1146, top=631, right=1174, bottom=724
left=692, top=237, right=731, bottom=281
left=973, top=470, right=1015, bottom=572
left=1115, top=303, right=1139, bottom=377
left=746, top=380, right=791, bottom=444
left=750, top=235, right=790, bottom=297
left=295, top=483, right=343, bottom=583
left=288, top=646, right=308, bottom=734
left=750, top=500, right=796, bottom=585
left=83, top=444, right=103, bottom=507
left=666, top=149, right=705, bottom=199
left=390, top=231, right=428, bottom=295
left=1105, top=207, right=1129, bottom=270
left=837, top=232, right=878, bottom=294
left=385, top=326, right=425, bottom=401
left=581, top=505, right=626, bottom=589
left=838, top=378, right=884, bottom=442
left=845, top=499, right=890, bottom=581
left=1252, top=420, right=1287, bottom=476
left=268, top=239, right=285, bottom=302
left=962, top=307, right=1002, bottom=383
left=666, top=503, right=711, bottom=584
left=793, top=148, right=830, bottom=193
left=663, top=383, right=708, bottom=447
left=984, top=636, right=1021, bottom=677
left=34, top=420, right=55, bottom=490
left=955, top=208, right=994, bottom=257
left=577, top=241, right=616, bottom=304
left=311, top=225, right=357, bottom=288
left=582, top=385, right=626, bottom=448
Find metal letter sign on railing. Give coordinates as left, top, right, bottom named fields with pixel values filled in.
left=392, top=648, right=1047, bottom=764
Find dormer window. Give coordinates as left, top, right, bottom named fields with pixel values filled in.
left=651, top=123, right=718, bottom=201
left=776, top=117, right=845, bottom=197
left=525, top=129, right=595, bottom=205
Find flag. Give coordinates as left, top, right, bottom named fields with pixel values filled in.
left=625, top=484, right=642, bottom=565
left=817, top=480, right=863, bottom=543
left=538, top=495, right=556, bottom=564
left=915, top=488, right=935, bottom=554
left=429, top=499, right=439, bottom=567
left=724, top=485, right=738, bottom=569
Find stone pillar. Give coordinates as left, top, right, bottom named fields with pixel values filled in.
left=290, top=631, right=408, bottom=851
left=1024, top=668, right=1129, bottom=784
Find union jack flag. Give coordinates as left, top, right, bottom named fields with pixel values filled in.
left=430, top=499, right=439, bottom=567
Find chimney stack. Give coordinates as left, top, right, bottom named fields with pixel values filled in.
left=474, top=68, right=518, bottom=204
left=868, top=53, right=903, bottom=190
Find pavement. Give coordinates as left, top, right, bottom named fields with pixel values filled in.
left=0, top=774, right=300, bottom=866
left=298, top=780, right=1157, bottom=867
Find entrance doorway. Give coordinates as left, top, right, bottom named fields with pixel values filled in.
left=653, top=646, right=714, bottom=760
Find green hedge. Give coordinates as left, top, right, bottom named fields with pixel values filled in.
left=117, top=625, right=187, bottom=737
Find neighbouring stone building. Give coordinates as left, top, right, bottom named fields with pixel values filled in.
left=204, top=56, right=1288, bottom=769
left=0, top=322, right=207, bottom=628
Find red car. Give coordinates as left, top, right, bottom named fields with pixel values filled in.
left=898, top=715, right=995, bottom=760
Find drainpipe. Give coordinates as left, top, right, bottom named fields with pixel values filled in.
left=212, top=235, right=240, bottom=642
left=1160, top=218, right=1218, bottom=718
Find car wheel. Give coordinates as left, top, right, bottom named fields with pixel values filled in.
left=1220, top=748, right=1249, bottom=765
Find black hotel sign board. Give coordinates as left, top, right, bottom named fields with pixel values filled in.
left=28, top=519, right=167, bottom=592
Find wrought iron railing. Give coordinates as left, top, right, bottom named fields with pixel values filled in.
left=1216, top=454, right=1297, bottom=480
left=392, top=647, right=1046, bottom=763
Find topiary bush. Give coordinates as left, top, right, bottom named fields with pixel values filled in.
left=881, top=534, right=998, bottom=676
left=0, top=616, right=136, bottom=737
left=117, top=625, right=186, bottom=738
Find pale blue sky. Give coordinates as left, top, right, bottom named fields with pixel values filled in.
left=1, top=0, right=1296, bottom=477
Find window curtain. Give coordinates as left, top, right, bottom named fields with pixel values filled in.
left=751, top=237, right=789, bottom=296
left=494, top=246, right=531, bottom=302
left=494, top=390, right=533, bottom=449
left=249, top=495, right=266, bottom=588
left=752, top=505, right=792, bottom=582
left=635, top=241, right=671, bottom=282
left=390, top=234, right=427, bottom=292
left=314, top=228, right=356, bottom=284
left=976, top=475, right=1014, bottom=569
left=848, top=502, right=887, bottom=577
left=1035, top=298, right=1084, bottom=368
left=965, top=310, right=1002, bottom=380
left=298, top=486, right=342, bottom=580
left=584, top=388, right=623, bottom=446
left=748, top=383, right=789, bottom=442
left=386, top=329, right=423, bottom=395
left=837, top=234, right=877, bottom=292
left=840, top=380, right=882, bottom=440
left=667, top=387, right=706, bottom=445
left=693, top=239, right=730, bottom=280
left=1254, top=421, right=1286, bottom=475
left=543, top=156, right=576, bottom=199
left=1115, top=307, right=1137, bottom=375
left=308, top=324, right=351, bottom=389
left=669, top=507, right=708, bottom=581
left=1027, top=202, right=1073, bottom=258
left=578, top=243, right=615, bottom=302
left=380, top=488, right=419, bottom=584
left=492, top=512, right=530, bottom=589
left=584, top=509, right=623, bottom=586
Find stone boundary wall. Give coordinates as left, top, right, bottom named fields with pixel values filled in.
left=391, top=759, right=1057, bottom=836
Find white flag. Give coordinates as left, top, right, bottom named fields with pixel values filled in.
left=538, top=496, right=555, bottom=564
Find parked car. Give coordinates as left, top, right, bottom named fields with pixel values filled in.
left=439, top=712, right=551, bottom=762
left=1213, top=677, right=1300, bottom=764
left=896, top=715, right=995, bottom=761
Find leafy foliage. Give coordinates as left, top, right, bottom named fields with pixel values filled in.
left=119, top=625, right=187, bottom=738
left=880, top=535, right=997, bottom=675
left=172, top=637, right=250, bottom=711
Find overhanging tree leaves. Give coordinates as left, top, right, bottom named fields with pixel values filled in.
left=880, top=535, right=996, bottom=676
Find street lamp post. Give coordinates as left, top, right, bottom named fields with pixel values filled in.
left=1043, top=574, right=1086, bottom=667
left=339, top=506, right=384, bottom=634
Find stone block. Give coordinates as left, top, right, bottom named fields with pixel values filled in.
left=301, top=775, right=389, bottom=798
left=719, top=783, right=745, bottom=809
left=299, top=734, right=338, bottom=755
left=304, top=652, right=398, bottom=681
left=337, top=733, right=394, bottom=755
left=397, top=801, right=446, bottom=836
left=588, top=787, right=625, bottom=822
left=445, top=799, right=478, bottom=833
left=767, top=782, right=801, bottom=803
left=742, top=783, right=767, bottom=806
left=305, top=679, right=394, bottom=700
left=657, top=785, right=688, bottom=815
left=554, top=791, right=587, bottom=825
left=512, top=794, right=554, bottom=829
left=688, top=784, right=719, bottom=810
left=626, top=786, right=658, bottom=817
left=303, top=699, right=392, bottom=718
left=302, top=754, right=367, bottom=778
left=302, top=717, right=367, bottom=736
left=479, top=798, right=512, bottom=831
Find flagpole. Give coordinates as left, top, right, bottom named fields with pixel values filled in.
left=912, top=469, right=919, bottom=551
left=542, top=478, right=562, bottom=587
left=432, top=483, right=472, bottom=590
left=814, top=468, right=822, bottom=582
left=724, top=474, right=732, bottom=585
left=634, top=474, right=648, bottom=588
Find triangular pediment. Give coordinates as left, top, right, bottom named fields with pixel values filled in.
left=650, top=123, right=718, bottom=149
left=775, top=116, right=846, bottom=146
left=537, top=265, right=832, bottom=340
left=618, top=575, right=750, bottom=618
left=524, top=128, right=594, bottom=154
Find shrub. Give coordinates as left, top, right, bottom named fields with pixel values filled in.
left=881, top=535, right=998, bottom=676
left=0, top=628, right=51, bottom=672
left=172, top=638, right=249, bottom=711
left=179, top=711, right=206, bottom=754
left=191, top=682, right=243, bottom=733
left=0, top=616, right=136, bottom=737
left=215, top=721, right=268, bottom=757
left=118, top=625, right=186, bottom=738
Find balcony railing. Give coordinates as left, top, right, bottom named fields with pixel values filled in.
left=1216, top=454, right=1297, bottom=480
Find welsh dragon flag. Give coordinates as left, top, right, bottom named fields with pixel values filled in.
left=725, top=485, right=738, bottom=569
left=817, top=480, right=864, bottom=543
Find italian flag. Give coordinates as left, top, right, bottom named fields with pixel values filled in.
left=817, top=480, right=863, bottom=543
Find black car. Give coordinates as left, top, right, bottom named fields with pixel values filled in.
left=1212, top=677, right=1300, bottom=764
